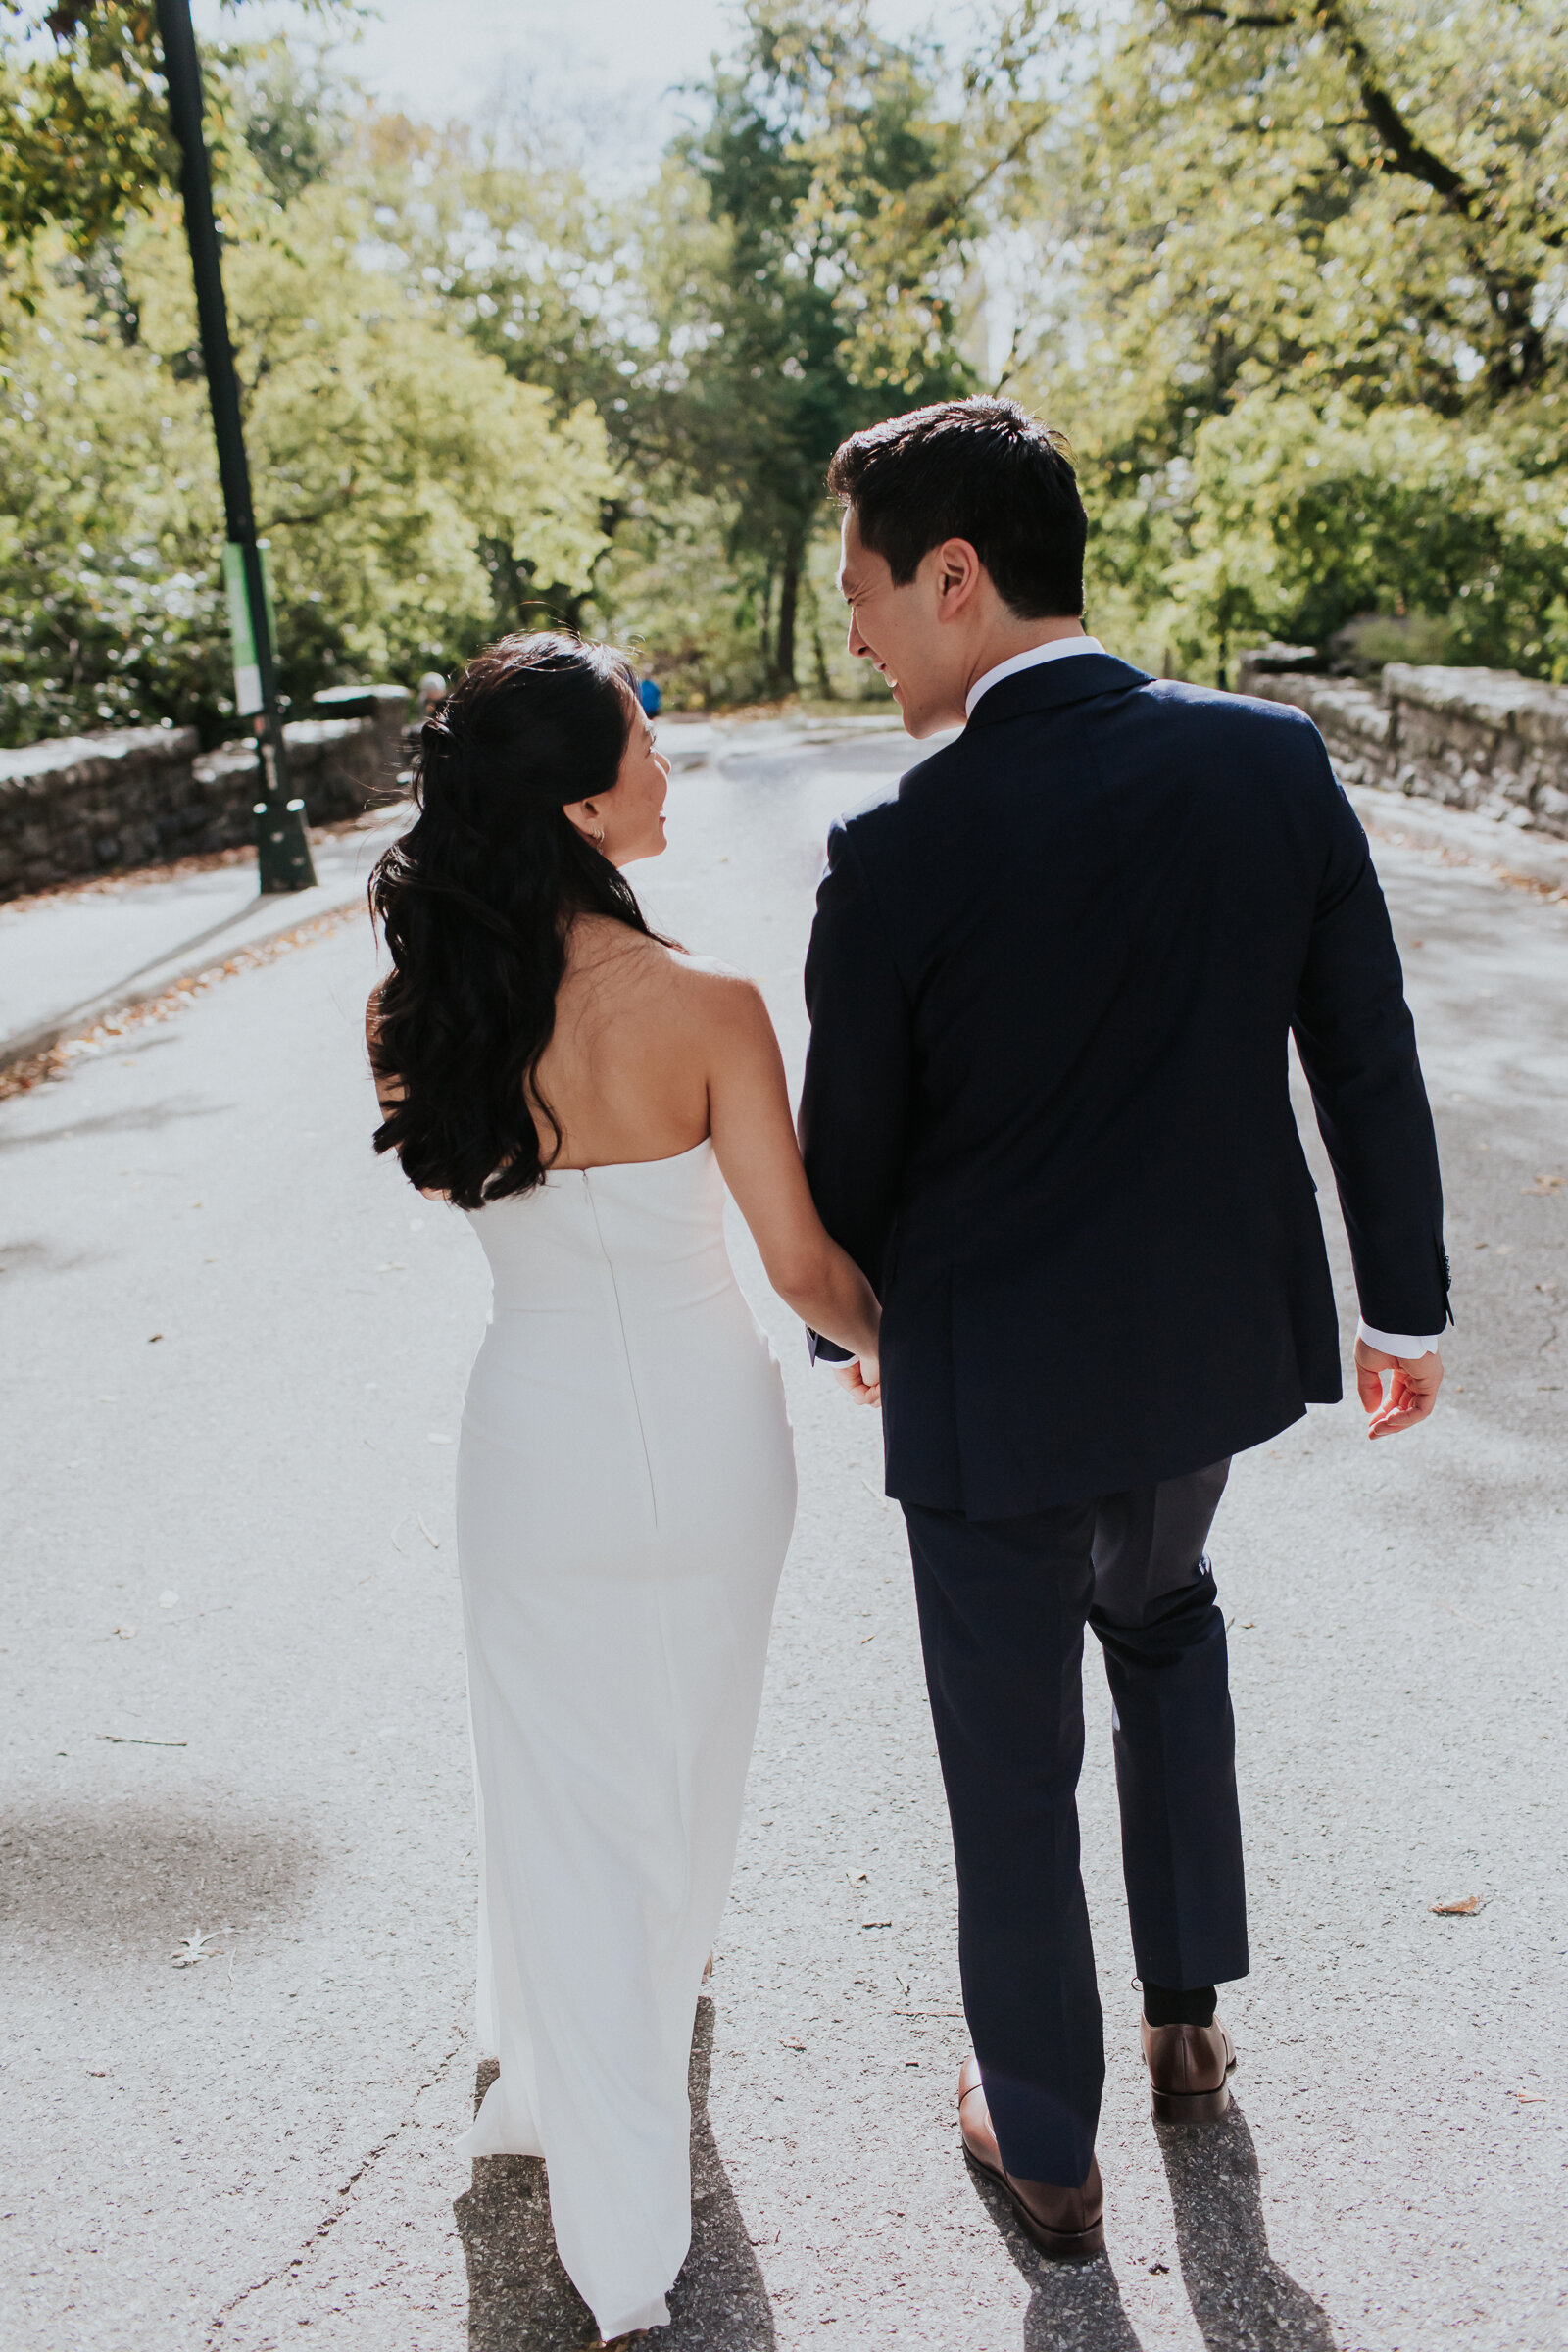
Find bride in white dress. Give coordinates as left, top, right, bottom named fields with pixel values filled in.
left=366, top=633, right=880, bottom=2343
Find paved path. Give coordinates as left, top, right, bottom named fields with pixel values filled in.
left=1, top=727, right=1564, bottom=2352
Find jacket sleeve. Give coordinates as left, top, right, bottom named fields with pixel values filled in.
left=1291, top=762, right=1451, bottom=1337
left=798, top=816, right=915, bottom=1362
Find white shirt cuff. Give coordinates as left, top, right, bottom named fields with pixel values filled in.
left=1356, top=1316, right=1443, bottom=1358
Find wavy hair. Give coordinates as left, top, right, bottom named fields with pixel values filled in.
left=368, top=631, right=662, bottom=1209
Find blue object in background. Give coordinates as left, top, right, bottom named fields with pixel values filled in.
left=639, top=676, right=662, bottom=717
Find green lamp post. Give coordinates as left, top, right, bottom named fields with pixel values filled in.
left=155, top=0, right=316, bottom=893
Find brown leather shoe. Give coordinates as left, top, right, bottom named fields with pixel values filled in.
left=1140, top=2014, right=1237, bottom=2122
left=956, top=2055, right=1104, bottom=2259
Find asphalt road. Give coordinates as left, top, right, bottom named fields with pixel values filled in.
left=2, top=724, right=1564, bottom=2352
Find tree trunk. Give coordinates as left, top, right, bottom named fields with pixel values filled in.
left=812, top=616, right=832, bottom=700
left=759, top=564, right=774, bottom=679
left=775, top=541, right=801, bottom=694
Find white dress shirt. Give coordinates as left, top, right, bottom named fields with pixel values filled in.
left=822, top=634, right=1446, bottom=1364
left=964, top=635, right=1106, bottom=717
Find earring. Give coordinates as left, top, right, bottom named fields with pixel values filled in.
left=593, top=824, right=606, bottom=846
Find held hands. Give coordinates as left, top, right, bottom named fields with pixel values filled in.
left=834, top=1354, right=882, bottom=1408
left=1354, top=1339, right=1444, bottom=1439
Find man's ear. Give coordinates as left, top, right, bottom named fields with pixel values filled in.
left=935, top=537, right=984, bottom=614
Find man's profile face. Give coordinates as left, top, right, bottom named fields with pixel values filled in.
left=837, top=510, right=968, bottom=739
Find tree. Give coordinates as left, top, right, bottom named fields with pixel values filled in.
left=0, top=186, right=616, bottom=745
left=0, top=1, right=182, bottom=262
left=666, top=1, right=983, bottom=689
left=0, top=2, right=348, bottom=262
left=1002, top=0, right=1568, bottom=675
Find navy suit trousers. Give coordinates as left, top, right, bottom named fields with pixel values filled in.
left=903, top=1460, right=1249, bottom=2185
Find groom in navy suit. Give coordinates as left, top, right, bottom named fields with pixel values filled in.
left=799, top=398, right=1448, bottom=2253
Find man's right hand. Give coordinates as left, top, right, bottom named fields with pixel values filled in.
left=835, top=1356, right=882, bottom=1408
left=1354, top=1340, right=1444, bottom=1439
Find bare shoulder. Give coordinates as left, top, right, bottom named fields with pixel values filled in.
left=665, top=950, right=773, bottom=1034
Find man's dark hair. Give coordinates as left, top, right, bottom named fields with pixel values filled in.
left=826, top=397, right=1087, bottom=619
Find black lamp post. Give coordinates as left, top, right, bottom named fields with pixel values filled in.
left=155, top=0, right=316, bottom=893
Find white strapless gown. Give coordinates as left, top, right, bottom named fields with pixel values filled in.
left=454, top=1140, right=797, bottom=2338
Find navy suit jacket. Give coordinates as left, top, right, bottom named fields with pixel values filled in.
left=798, top=655, right=1449, bottom=1518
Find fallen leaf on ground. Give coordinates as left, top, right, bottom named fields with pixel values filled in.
left=1430, top=1895, right=1479, bottom=1915
left=1523, top=1174, right=1564, bottom=1194
left=171, top=1927, right=228, bottom=1967
left=1514, top=2088, right=1545, bottom=2103
left=846, top=1870, right=867, bottom=1886
left=113, top=1625, right=138, bottom=1640
left=417, top=1513, right=441, bottom=1549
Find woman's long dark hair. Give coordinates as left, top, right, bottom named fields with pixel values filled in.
left=368, top=631, right=662, bottom=1209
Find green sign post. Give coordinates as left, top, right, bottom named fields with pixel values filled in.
left=156, top=0, right=316, bottom=894
left=220, top=540, right=276, bottom=714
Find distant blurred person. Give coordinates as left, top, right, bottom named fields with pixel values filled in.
left=638, top=673, right=662, bottom=717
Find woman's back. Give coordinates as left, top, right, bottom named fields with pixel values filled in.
left=530, top=915, right=715, bottom=1171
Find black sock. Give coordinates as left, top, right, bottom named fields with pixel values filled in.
left=1142, top=1981, right=1216, bottom=2029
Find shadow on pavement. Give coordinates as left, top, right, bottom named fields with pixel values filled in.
left=0, top=1232, right=101, bottom=1278
left=0, top=1088, right=222, bottom=1152
left=1158, top=2102, right=1337, bottom=2350
left=1021, top=2256, right=1147, bottom=2350
left=967, top=2166, right=1145, bottom=2350
left=0, top=1797, right=318, bottom=1962
left=455, top=1993, right=776, bottom=2350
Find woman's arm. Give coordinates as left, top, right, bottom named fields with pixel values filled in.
left=702, top=973, right=881, bottom=1395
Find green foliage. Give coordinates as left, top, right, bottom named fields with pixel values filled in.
left=343, top=3, right=998, bottom=698
left=0, top=270, right=225, bottom=739
left=665, top=2, right=983, bottom=686
left=1157, top=395, right=1568, bottom=680
left=340, top=112, right=651, bottom=454
left=0, top=191, right=615, bottom=746
left=5, top=0, right=1564, bottom=751
left=600, top=493, right=774, bottom=711
left=1010, top=0, right=1568, bottom=677
left=0, top=1, right=182, bottom=264
left=229, top=40, right=350, bottom=205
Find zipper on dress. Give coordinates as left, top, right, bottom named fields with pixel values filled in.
left=580, top=1171, right=660, bottom=1530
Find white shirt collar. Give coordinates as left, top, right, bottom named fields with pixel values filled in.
left=964, top=636, right=1106, bottom=719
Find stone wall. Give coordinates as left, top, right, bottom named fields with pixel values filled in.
left=1234, top=652, right=1568, bottom=841
left=0, top=687, right=410, bottom=901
